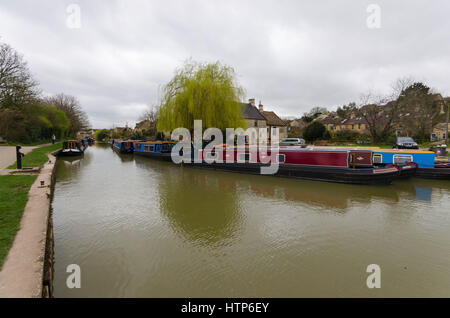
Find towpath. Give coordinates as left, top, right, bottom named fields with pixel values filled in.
left=0, top=144, right=52, bottom=175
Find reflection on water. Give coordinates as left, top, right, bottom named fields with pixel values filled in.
left=52, top=144, right=450, bottom=297
left=135, top=158, right=243, bottom=248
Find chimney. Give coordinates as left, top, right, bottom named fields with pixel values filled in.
left=248, top=98, right=255, bottom=106
left=258, top=100, right=263, bottom=112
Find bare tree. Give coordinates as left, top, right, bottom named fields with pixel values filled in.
left=357, top=78, right=415, bottom=143
left=0, top=41, right=41, bottom=139
left=0, top=41, right=40, bottom=109
left=43, top=93, right=90, bottom=136
left=137, top=105, right=159, bottom=136
left=357, top=92, right=390, bottom=143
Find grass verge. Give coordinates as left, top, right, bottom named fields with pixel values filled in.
left=8, top=143, right=61, bottom=169
left=0, top=175, right=37, bottom=268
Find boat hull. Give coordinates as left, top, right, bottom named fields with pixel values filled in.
left=397, top=164, right=417, bottom=179
left=112, top=145, right=133, bottom=154
left=57, top=149, right=84, bottom=157
left=184, top=162, right=398, bottom=185
left=133, top=151, right=172, bottom=161
left=415, top=167, right=450, bottom=180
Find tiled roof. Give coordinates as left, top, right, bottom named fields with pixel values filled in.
left=317, top=116, right=338, bottom=124
left=241, top=103, right=266, bottom=120
left=340, top=117, right=367, bottom=125
left=261, top=111, right=285, bottom=126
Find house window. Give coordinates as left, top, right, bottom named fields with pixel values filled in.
left=373, top=154, right=382, bottom=164
left=358, top=124, right=361, bottom=130
left=351, top=124, right=354, bottom=130
left=277, top=154, right=285, bottom=163
left=254, top=121, right=258, bottom=127
left=393, top=155, right=413, bottom=165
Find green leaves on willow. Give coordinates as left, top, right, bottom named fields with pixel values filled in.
left=157, top=60, right=247, bottom=132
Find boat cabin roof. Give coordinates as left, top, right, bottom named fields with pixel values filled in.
left=134, top=141, right=176, bottom=144
left=373, top=149, right=434, bottom=154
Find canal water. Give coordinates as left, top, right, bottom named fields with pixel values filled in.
left=52, top=144, right=450, bottom=297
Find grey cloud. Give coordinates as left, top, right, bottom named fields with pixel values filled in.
left=1, top=0, right=449, bottom=128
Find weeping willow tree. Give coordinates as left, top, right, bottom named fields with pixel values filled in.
left=157, top=60, right=247, bottom=132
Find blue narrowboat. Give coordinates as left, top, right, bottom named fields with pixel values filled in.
left=111, top=139, right=134, bottom=154
left=133, top=141, right=176, bottom=161
left=372, top=149, right=450, bottom=179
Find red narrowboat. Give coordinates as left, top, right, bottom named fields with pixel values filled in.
left=180, top=147, right=399, bottom=185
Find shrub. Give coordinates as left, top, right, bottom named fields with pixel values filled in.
left=322, top=129, right=331, bottom=140
left=303, top=122, right=327, bottom=142
left=94, top=129, right=109, bottom=141
left=156, top=132, right=164, bottom=140
left=331, top=129, right=360, bottom=143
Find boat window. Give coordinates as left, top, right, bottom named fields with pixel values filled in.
left=144, top=145, right=153, bottom=152
left=277, top=154, right=285, bottom=163
left=237, top=153, right=251, bottom=162
left=393, top=154, right=413, bottom=165
left=373, top=154, right=382, bottom=164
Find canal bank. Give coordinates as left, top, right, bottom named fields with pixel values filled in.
left=0, top=152, right=57, bottom=297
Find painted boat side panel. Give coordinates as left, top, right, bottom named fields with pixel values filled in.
left=373, top=151, right=435, bottom=168
left=200, top=149, right=350, bottom=167
left=133, top=142, right=174, bottom=154
left=281, top=150, right=349, bottom=167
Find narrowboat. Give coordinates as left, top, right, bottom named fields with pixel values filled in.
left=180, top=147, right=399, bottom=185
left=57, top=140, right=84, bottom=157
left=372, top=149, right=450, bottom=180
left=133, top=141, right=176, bottom=160
left=111, top=139, right=134, bottom=154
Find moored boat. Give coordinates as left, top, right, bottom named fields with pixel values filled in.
left=57, top=140, right=84, bottom=157
left=87, top=137, right=95, bottom=144
left=180, top=147, right=399, bottom=185
left=133, top=141, right=176, bottom=160
left=372, top=149, right=450, bottom=180
left=111, top=139, right=134, bottom=154
left=415, top=161, right=450, bottom=179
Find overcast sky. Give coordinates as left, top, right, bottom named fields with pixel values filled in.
left=1, top=0, right=449, bottom=128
